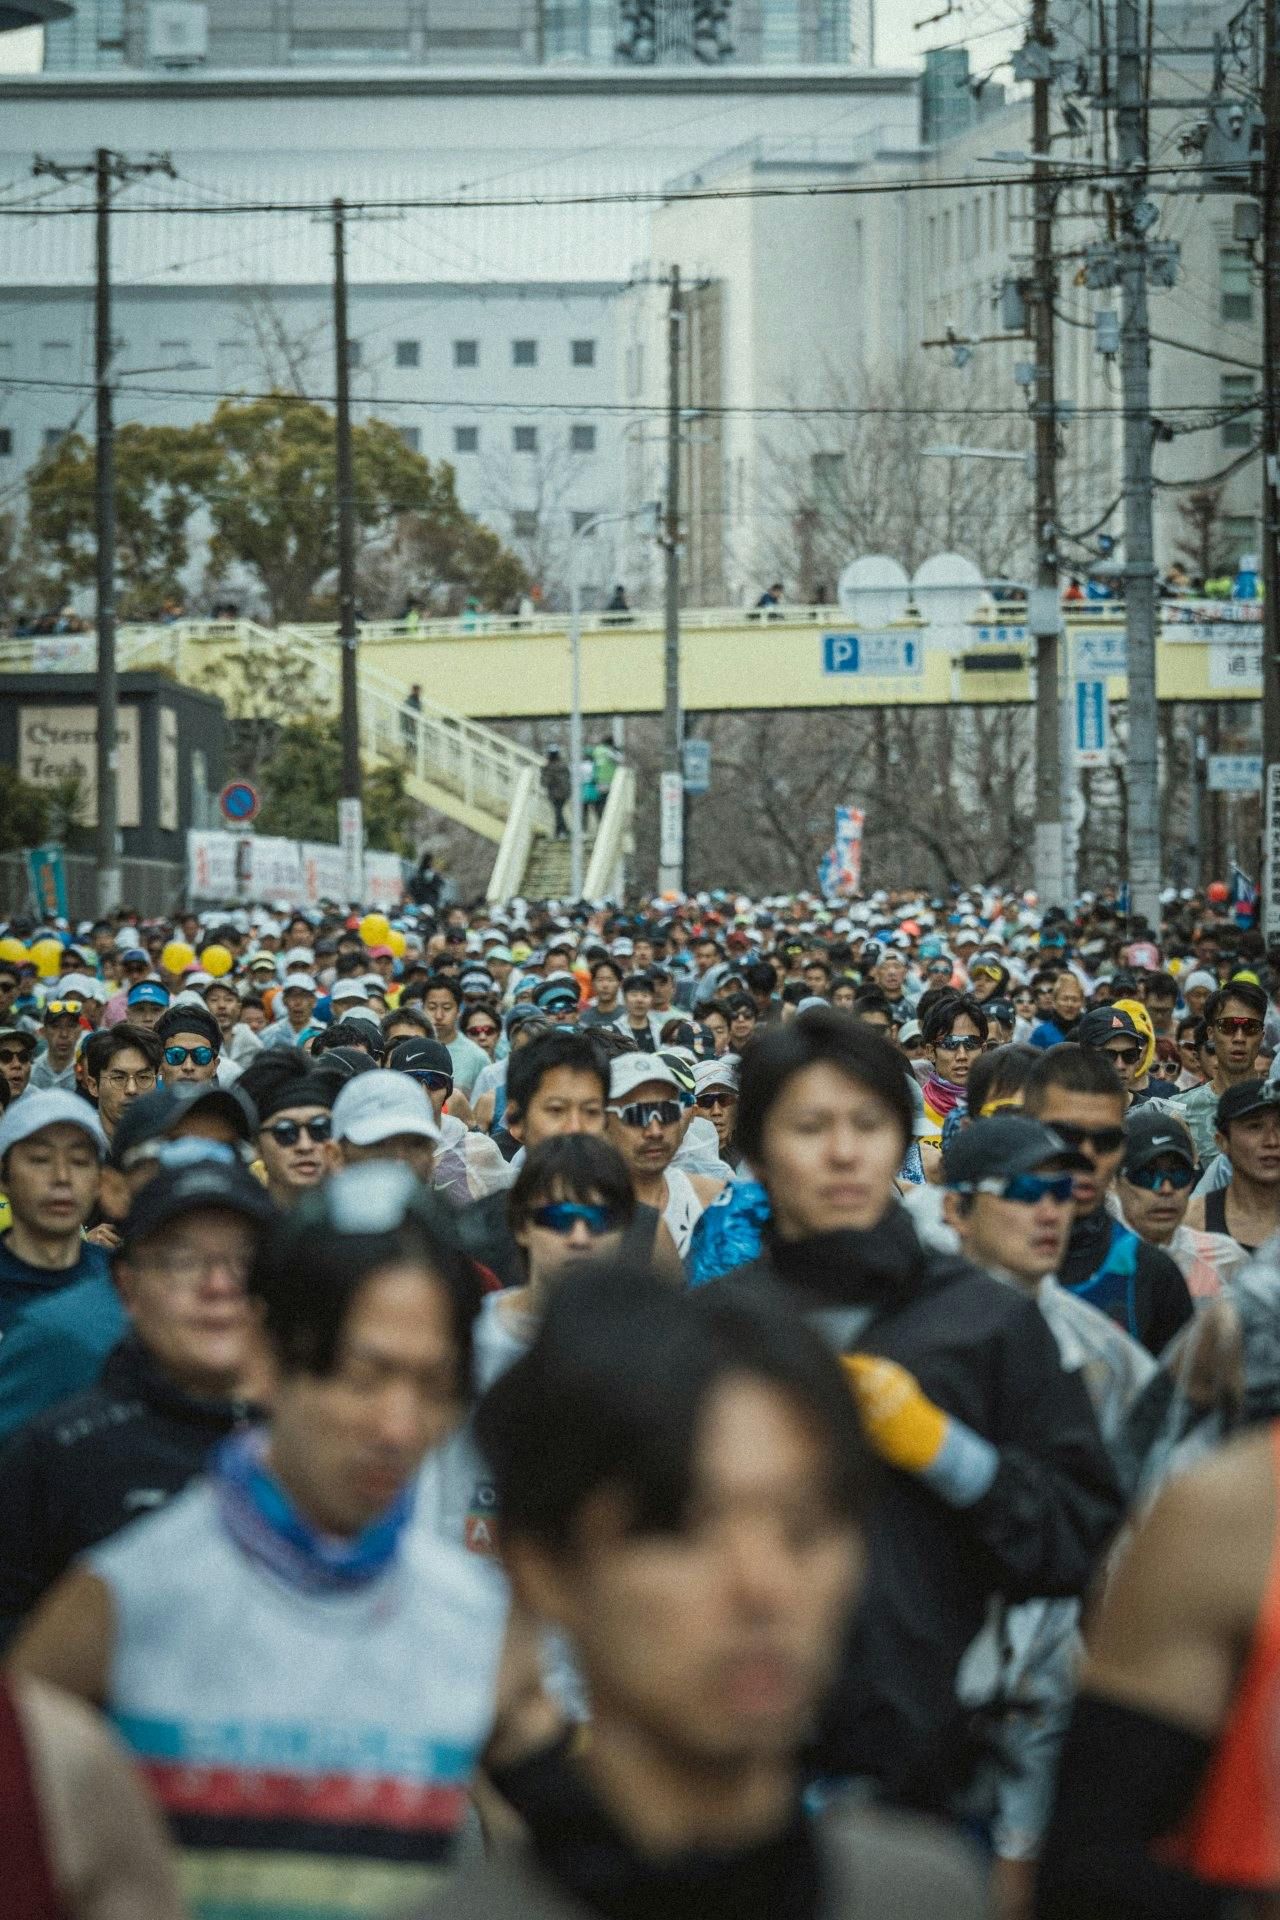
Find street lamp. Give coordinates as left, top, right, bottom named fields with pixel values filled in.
left=567, top=504, right=656, bottom=899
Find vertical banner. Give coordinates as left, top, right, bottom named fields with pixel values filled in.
left=659, top=772, right=684, bottom=872
left=1265, top=764, right=1280, bottom=941
left=339, top=798, right=364, bottom=904
left=26, top=845, right=68, bottom=921
left=819, top=806, right=865, bottom=898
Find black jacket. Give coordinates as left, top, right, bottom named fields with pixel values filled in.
left=0, top=1336, right=256, bottom=1648
left=724, top=1207, right=1125, bottom=1810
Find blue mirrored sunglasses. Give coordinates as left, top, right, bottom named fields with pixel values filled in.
left=529, top=1202, right=621, bottom=1237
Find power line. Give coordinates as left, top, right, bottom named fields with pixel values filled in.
left=0, top=160, right=1213, bottom=219
left=0, top=368, right=1254, bottom=422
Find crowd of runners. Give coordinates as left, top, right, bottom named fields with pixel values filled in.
left=0, top=876, right=1277, bottom=1919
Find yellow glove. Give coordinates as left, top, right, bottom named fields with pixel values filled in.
left=843, top=1354, right=949, bottom=1474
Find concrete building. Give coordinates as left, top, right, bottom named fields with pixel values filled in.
left=43, top=0, right=858, bottom=72
left=623, top=24, right=1262, bottom=603
left=0, top=56, right=915, bottom=609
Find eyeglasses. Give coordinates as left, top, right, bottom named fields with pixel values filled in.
left=1045, top=1120, right=1126, bottom=1156
left=101, top=1067, right=157, bottom=1091
left=695, top=1089, right=736, bottom=1110
left=1214, top=1016, right=1263, bottom=1037
left=137, top=1246, right=251, bottom=1291
left=44, top=1001, right=84, bottom=1019
left=121, top=1138, right=249, bottom=1175
left=1102, top=1044, right=1143, bottom=1067
left=610, top=1100, right=683, bottom=1130
left=529, top=1202, right=622, bottom=1237
left=262, top=1115, right=333, bottom=1147
left=966, top=1172, right=1075, bottom=1205
left=408, top=1071, right=453, bottom=1092
left=162, top=1044, right=216, bottom=1067
left=466, top=1024, right=499, bottom=1041
left=938, top=1034, right=984, bottom=1054
left=1125, top=1161, right=1196, bottom=1192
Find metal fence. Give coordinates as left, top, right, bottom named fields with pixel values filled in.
left=0, top=854, right=184, bottom=922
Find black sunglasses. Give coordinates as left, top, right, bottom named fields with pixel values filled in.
left=262, top=1115, right=333, bottom=1147
left=1048, top=1120, right=1126, bottom=1156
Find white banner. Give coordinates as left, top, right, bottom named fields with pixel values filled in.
left=187, top=830, right=239, bottom=900
left=187, top=830, right=404, bottom=908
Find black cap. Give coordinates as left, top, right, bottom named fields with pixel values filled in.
left=0, top=1025, right=37, bottom=1053
left=943, top=1113, right=1089, bottom=1188
left=1122, top=1105, right=1197, bottom=1174
left=111, top=1082, right=252, bottom=1168
left=156, top=1004, right=222, bottom=1051
left=1075, top=1006, right=1142, bottom=1050
left=389, top=1037, right=452, bottom=1079
left=1216, top=1078, right=1280, bottom=1132
left=120, top=1157, right=276, bottom=1250
left=256, top=1073, right=335, bottom=1123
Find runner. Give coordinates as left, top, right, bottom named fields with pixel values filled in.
left=606, top=1054, right=724, bottom=1259
left=416, top=1267, right=989, bottom=1920
left=1022, top=1047, right=1194, bottom=1353
left=1115, top=1107, right=1245, bottom=1299
left=0, top=1155, right=274, bottom=1645
left=1172, top=980, right=1268, bottom=1168
left=12, top=1164, right=555, bottom=1920
left=723, top=1010, right=1124, bottom=1811
left=1185, top=1080, right=1280, bottom=1254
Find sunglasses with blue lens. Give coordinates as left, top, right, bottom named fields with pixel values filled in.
left=529, top=1202, right=621, bottom=1237
left=969, top=1171, right=1076, bottom=1205
left=1125, top=1161, right=1196, bottom=1192
left=163, top=1044, right=216, bottom=1067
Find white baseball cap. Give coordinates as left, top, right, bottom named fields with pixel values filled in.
left=331, top=1069, right=442, bottom=1147
left=609, top=1053, right=682, bottom=1105
left=282, top=973, right=318, bottom=995
left=330, top=980, right=369, bottom=1005
left=0, top=1089, right=108, bottom=1161
left=694, top=1055, right=740, bottom=1097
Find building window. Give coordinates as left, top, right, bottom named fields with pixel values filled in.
left=570, top=422, right=596, bottom=453
left=453, top=425, right=478, bottom=453
left=42, top=428, right=65, bottom=450
left=454, top=339, right=478, bottom=368
left=572, top=510, right=598, bottom=533
left=1222, top=515, right=1257, bottom=563
left=395, top=340, right=420, bottom=368
left=1221, top=373, right=1255, bottom=448
left=512, top=338, right=538, bottom=367
left=399, top=426, right=421, bottom=452
left=513, top=425, right=538, bottom=453
left=571, top=338, right=596, bottom=367
left=346, top=339, right=362, bottom=369
left=811, top=451, right=845, bottom=507
left=0, top=428, right=11, bottom=457
left=512, top=510, right=539, bottom=540
left=1220, top=247, right=1253, bottom=323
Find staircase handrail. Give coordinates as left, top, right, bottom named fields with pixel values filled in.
left=584, top=764, right=635, bottom=902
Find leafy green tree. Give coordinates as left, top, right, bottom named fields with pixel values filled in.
left=26, top=423, right=218, bottom=619
left=255, top=717, right=413, bottom=854
left=201, top=395, right=526, bottom=620
left=0, top=767, right=51, bottom=852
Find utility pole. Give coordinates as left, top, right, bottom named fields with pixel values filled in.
left=331, top=197, right=363, bottom=899
left=1260, top=0, right=1280, bottom=792
left=1028, top=0, right=1067, bottom=908
left=658, top=265, right=684, bottom=894
left=32, top=149, right=174, bottom=917
left=1113, top=0, right=1162, bottom=927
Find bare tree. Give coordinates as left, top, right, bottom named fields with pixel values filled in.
left=227, top=288, right=328, bottom=398
left=478, top=440, right=601, bottom=608
left=757, top=353, right=1031, bottom=594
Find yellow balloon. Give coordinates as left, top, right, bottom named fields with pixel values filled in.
left=29, top=937, right=63, bottom=979
left=0, top=936, right=27, bottom=965
left=161, top=940, right=196, bottom=976
left=201, top=944, right=233, bottom=978
left=359, top=913, right=391, bottom=948
left=387, top=928, right=407, bottom=959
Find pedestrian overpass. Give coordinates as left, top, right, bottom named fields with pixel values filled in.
left=2, top=598, right=1260, bottom=896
